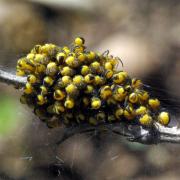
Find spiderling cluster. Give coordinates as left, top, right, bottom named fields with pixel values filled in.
left=16, top=37, right=170, bottom=128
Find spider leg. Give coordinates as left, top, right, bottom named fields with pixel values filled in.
left=115, top=57, right=124, bottom=67
left=102, top=50, right=109, bottom=56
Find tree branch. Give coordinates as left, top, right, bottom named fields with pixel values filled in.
left=109, top=122, right=180, bottom=144
left=57, top=122, right=180, bottom=145
left=0, top=69, right=180, bottom=145
left=0, top=70, right=26, bottom=88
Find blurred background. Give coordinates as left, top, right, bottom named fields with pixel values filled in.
left=0, top=0, right=179, bottom=179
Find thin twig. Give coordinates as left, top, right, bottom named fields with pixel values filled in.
left=108, top=122, right=180, bottom=144
left=0, top=69, right=180, bottom=145
left=0, top=70, right=26, bottom=87
left=55, top=122, right=180, bottom=145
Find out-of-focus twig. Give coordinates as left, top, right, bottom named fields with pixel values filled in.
left=29, top=0, right=93, bottom=11
left=0, top=69, right=180, bottom=145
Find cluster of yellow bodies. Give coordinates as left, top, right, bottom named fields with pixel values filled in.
left=16, top=37, right=170, bottom=128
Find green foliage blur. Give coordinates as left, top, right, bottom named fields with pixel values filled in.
left=0, top=94, right=20, bottom=135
